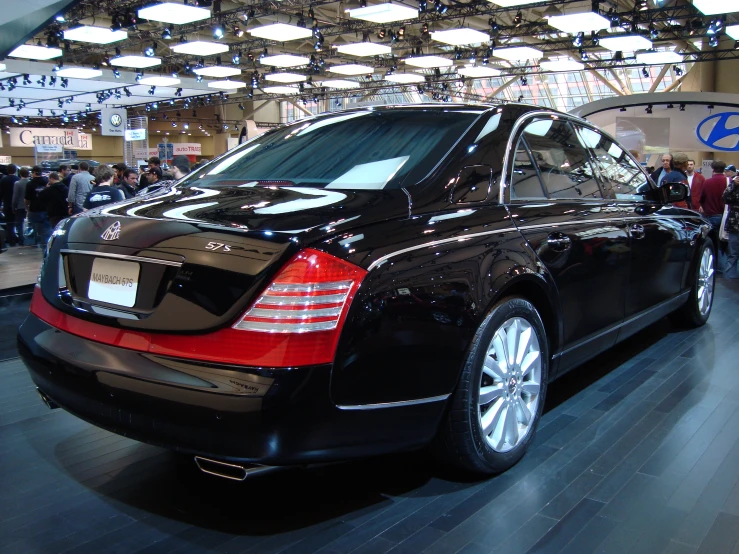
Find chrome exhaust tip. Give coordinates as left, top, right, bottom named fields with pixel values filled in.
left=193, top=456, right=281, bottom=481
left=36, top=388, right=59, bottom=410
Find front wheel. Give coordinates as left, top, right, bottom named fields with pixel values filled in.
left=437, top=296, right=549, bottom=474
left=674, top=239, right=715, bottom=327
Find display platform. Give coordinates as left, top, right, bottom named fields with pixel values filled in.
left=0, top=246, right=44, bottom=291
left=2, top=280, right=739, bottom=553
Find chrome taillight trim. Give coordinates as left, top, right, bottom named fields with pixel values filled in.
left=234, top=320, right=339, bottom=333
left=269, top=281, right=353, bottom=293
left=257, top=293, right=348, bottom=306
left=246, top=307, right=343, bottom=319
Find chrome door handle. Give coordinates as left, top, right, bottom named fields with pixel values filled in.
left=630, top=224, right=645, bottom=239
left=547, top=233, right=572, bottom=252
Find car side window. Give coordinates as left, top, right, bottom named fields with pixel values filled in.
left=575, top=125, right=651, bottom=201
left=521, top=119, right=602, bottom=200
left=510, top=137, right=546, bottom=200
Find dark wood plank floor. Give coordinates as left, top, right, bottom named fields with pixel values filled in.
left=3, top=279, right=739, bottom=554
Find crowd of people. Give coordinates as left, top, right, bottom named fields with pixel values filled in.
left=646, top=152, right=739, bottom=279
left=0, top=155, right=194, bottom=248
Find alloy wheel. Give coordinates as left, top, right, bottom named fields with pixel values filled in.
left=478, top=317, right=542, bottom=453
left=697, top=248, right=714, bottom=316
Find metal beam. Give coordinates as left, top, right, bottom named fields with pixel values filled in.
left=587, top=70, right=624, bottom=96
left=648, top=62, right=673, bottom=94
left=485, top=76, right=519, bottom=100
left=288, top=100, right=313, bottom=117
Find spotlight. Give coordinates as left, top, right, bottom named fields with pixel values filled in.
left=38, top=109, right=43, bottom=116
left=232, top=52, right=241, bottom=64
left=709, top=35, right=719, bottom=48
left=592, top=31, right=599, bottom=46
left=184, top=123, right=189, bottom=129
left=398, top=26, right=405, bottom=37
left=233, top=26, right=244, bottom=38
left=124, top=87, right=132, bottom=97
left=620, top=107, right=627, bottom=112
left=707, top=104, right=714, bottom=109
left=580, top=49, right=589, bottom=61
left=613, top=50, right=624, bottom=62
left=378, top=28, right=386, bottom=39
left=679, top=103, right=685, bottom=111
left=61, top=78, right=69, bottom=88
left=238, top=103, right=245, bottom=110
left=136, top=72, right=144, bottom=81
left=573, top=32, right=584, bottom=48
left=49, top=75, right=57, bottom=86
left=435, top=0, right=448, bottom=14
left=667, top=103, right=674, bottom=109
left=642, top=66, right=649, bottom=78
left=213, top=24, right=224, bottom=40
left=513, top=11, right=523, bottom=26
left=649, top=24, right=659, bottom=40
left=520, top=76, right=527, bottom=86
left=162, top=28, right=171, bottom=40
left=421, top=23, right=429, bottom=35
left=113, top=69, right=121, bottom=78
left=144, top=42, right=156, bottom=57
left=172, top=121, right=177, bottom=127
left=645, top=105, right=652, bottom=114
left=175, top=88, right=182, bottom=97
left=22, top=74, right=31, bottom=85
left=196, top=75, right=203, bottom=82
left=85, top=103, right=92, bottom=112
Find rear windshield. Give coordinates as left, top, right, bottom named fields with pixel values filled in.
left=180, top=109, right=481, bottom=190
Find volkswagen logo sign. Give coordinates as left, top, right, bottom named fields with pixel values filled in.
left=110, top=113, right=123, bottom=128
left=696, top=112, right=739, bottom=151
left=101, top=221, right=121, bottom=241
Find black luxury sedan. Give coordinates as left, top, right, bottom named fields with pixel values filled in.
left=19, top=104, right=715, bottom=478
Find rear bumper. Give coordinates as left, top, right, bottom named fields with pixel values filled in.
left=18, top=313, right=445, bottom=464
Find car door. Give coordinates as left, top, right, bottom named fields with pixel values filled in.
left=577, top=125, right=689, bottom=319
left=506, top=115, right=630, bottom=372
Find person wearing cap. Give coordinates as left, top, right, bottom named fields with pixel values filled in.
left=725, top=165, right=737, bottom=181
left=687, top=159, right=705, bottom=212
left=662, top=152, right=691, bottom=209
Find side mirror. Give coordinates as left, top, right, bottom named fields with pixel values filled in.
left=450, top=165, right=493, bottom=204
left=666, top=182, right=689, bottom=204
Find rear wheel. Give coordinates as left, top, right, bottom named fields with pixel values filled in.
left=438, top=296, right=549, bottom=474
left=674, top=240, right=715, bottom=327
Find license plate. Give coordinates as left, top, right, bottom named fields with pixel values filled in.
left=88, top=258, right=140, bottom=308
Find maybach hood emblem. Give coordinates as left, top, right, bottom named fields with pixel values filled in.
left=101, top=221, right=121, bottom=241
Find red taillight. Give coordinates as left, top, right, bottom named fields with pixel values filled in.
left=234, top=249, right=365, bottom=333
left=29, top=249, right=367, bottom=368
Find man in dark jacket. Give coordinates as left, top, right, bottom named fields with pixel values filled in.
left=38, top=172, right=69, bottom=228
left=724, top=174, right=739, bottom=279
left=0, top=164, right=19, bottom=245
left=83, top=165, right=124, bottom=210
left=24, top=166, right=51, bottom=247
left=650, top=153, right=673, bottom=186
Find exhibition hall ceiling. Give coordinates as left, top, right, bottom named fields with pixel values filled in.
left=1, top=0, right=738, bottom=129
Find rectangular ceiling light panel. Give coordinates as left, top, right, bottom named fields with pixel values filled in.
left=194, top=66, right=241, bottom=77
left=384, top=73, right=425, bottom=83
left=329, top=63, right=374, bottom=75
left=693, top=0, right=739, bottom=14
left=598, top=34, right=652, bottom=51
left=336, top=42, right=393, bottom=56
left=457, top=66, right=501, bottom=77
left=348, top=3, right=419, bottom=23
left=265, top=73, right=307, bottom=83
left=404, top=55, right=453, bottom=68
left=138, top=2, right=212, bottom=24
left=110, top=55, right=162, bottom=68
left=139, top=76, right=181, bottom=86
left=485, top=0, right=540, bottom=6
left=248, top=23, right=314, bottom=41
left=260, top=54, right=311, bottom=67
left=262, top=85, right=300, bottom=94
left=727, top=24, right=739, bottom=39
left=547, top=12, right=610, bottom=33
left=635, top=50, right=683, bottom=64
left=56, top=67, right=104, bottom=78
left=539, top=59, right=584, bottom=71
left=493, top=46, right=543, bottom=60
left=321, top=79, right=362, bottom=89
left=63, top=26, right=128, bottom=44
left=9, top=44, right=62, bottom=60
left=207, top=80, right=245, bottom=89
left=431, top=28, right=490, bottom=46
left=170, top=41, right=229, bottom=55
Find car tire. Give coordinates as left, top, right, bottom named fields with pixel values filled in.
left=437, top=296, right=549, bottom=474
left=674, top=239, right=715, bottom=327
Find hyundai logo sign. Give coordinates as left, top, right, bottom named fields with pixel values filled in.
left=696, top=112, right=739, bottom=151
